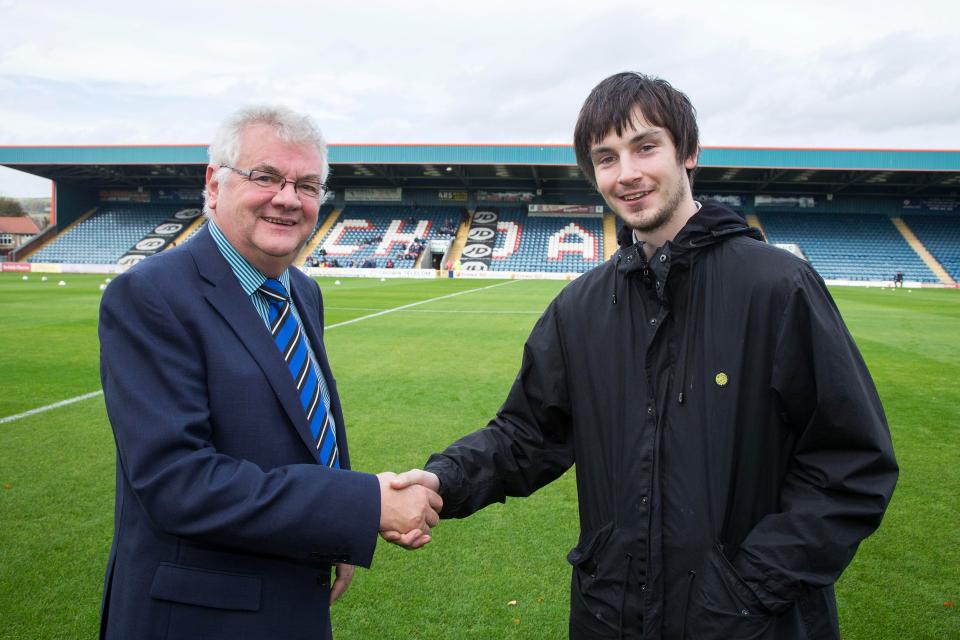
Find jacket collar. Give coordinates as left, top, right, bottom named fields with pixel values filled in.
left=615, top=201, right=761, bottom=274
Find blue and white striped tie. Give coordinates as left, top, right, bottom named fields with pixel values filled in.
left=259, top=279, right=339, bottom=468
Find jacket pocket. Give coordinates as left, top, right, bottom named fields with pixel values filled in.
left=567, top=522, right=622, bottom=635
left=683, top=545, right=774, bottom=640
left=150, top=562, right=262, bottom=611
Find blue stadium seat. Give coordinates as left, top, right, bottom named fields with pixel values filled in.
left=311, top=205, right=461, bottom=268
left=29, top=203, right=199, bottom=264
left=902, top=215, right=960, bottom=281
left=487, top=207, right=606, bottom=273
left=759, top=212, right=938, bottom=282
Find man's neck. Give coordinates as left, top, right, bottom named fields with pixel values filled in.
left=633, top=200, right=702, bottom=260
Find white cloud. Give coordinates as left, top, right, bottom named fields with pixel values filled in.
left=2, top=0, right=959, bottom=195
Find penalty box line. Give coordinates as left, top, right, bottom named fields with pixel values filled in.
left=0, top=279, right=519, bottom=425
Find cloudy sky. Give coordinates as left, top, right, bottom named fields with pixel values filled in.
left=1, top=0, right=958, bottom=196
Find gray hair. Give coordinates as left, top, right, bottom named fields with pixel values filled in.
left=203, top=105, right=329, bottom=214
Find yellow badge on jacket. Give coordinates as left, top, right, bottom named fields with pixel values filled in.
left=715, top=372, right=729, bottom=387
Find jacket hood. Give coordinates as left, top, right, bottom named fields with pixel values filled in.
left=616, top=200, right=762, bottom=256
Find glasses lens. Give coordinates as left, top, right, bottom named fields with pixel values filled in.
left=297, top=182, right=323, bottom=198
left=248, top=170, right=284, bottom=190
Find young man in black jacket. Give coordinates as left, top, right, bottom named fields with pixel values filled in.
left=388, top=72, right=898, bottom=639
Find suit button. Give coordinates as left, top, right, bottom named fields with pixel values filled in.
left=640, top=495, right=648, bottom=505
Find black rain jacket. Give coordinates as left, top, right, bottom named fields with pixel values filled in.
left=425, top=202, right=897, bottom=639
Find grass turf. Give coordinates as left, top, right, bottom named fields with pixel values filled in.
left=0, top=273, right=956, bottom=638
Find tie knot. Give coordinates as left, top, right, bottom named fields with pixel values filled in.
left=260, top=278, right=290, bottom=302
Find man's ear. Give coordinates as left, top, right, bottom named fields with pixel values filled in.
left=684, top=149, right=699, bottom=171
left=205, top=165, right=220, bottom=211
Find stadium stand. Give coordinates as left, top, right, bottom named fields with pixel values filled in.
left=177, top=216, right=208, bottom=244
left=3, top=142, right=958, bottom=284
left=19, top=197, right=959, bottom=283
left=310, top=204, right=462, bottom=268
left=28, top=204, right=194, bottom=264
left=902, top=215, right=960, bottom=281
left=488, top=207, right=605, bottom=273
left=758, top=212, right=938, bottom=282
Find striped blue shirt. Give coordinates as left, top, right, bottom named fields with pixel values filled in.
left=208, top=220, right=334, bottom=430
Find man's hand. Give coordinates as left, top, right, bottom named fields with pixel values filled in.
left=377, top=472, right=442, bottom=550
left=379, top=469, right=442, bottom=549
left=390, top=468, right=440, bottom=493
left=329, top=563, right=354, bottom=605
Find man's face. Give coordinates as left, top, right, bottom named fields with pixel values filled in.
left=205, top=123, right=323, bottom=277
left=589, top=107, right=696, bottom=235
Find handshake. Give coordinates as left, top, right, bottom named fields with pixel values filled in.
left=376, top=469, right=442, bottom=550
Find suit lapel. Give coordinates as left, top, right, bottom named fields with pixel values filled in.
left=190, top=228, right=321, bottom=463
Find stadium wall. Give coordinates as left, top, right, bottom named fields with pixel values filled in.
left=55, top=184, right=99, bottom=227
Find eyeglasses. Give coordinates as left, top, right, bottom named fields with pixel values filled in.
left=222, top=165, right=327, bottom=200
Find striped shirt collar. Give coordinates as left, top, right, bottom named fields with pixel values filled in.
left=208, top=219, right=291, bottom=296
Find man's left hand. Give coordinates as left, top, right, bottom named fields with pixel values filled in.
left=330, top=563, right=355, bottom=605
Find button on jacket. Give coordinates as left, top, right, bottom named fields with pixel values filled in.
left=425, top=202, right=897, bottom=639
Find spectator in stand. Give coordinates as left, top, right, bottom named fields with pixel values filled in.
left=386, top=259, right=394, bottom=269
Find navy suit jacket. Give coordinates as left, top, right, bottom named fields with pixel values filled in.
left=98, top=226, right=380, bottom=640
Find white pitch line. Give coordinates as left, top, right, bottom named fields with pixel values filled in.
left=327, top=306, right=540, bottom=315
left=1, top=279, right=519, bottom=424
left=0, top=390, right=104, bottom=425
left=325, top=280, right=518, bottom=330
left=397, top=308, right=541, bottom=315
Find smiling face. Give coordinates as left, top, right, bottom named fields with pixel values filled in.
left=205, top=123, right=322, bottom=277
left=590, top=107, right=698, bottom=249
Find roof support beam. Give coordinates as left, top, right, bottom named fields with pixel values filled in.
left=368, top=164, right=401, bottom=187
left=754, top=169, right=788, bottom=192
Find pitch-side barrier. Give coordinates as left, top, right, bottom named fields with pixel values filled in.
left=4, top=262, right=958, bottom=287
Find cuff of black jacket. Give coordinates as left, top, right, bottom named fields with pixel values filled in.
left=424, top=456, right=465, bottom=518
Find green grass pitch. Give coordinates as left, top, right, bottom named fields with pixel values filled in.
left=0, top=272, right=957, bottom=639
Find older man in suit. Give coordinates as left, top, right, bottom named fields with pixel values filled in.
left=98, top=105, right=438, bottom=640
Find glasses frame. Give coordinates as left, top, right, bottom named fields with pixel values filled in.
left=221, top=165, right=327, bottom=200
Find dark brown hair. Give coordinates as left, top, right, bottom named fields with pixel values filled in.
left=574, top=72, right=700, bottom=188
